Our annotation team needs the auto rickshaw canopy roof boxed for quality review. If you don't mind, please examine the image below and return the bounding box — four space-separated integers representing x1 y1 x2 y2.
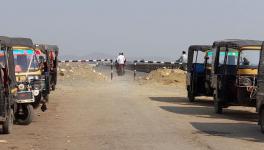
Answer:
213 39 263 50
35 44 46 52
45 45 59 52
9 37 35 49
188 45 212 52
0 36 12 46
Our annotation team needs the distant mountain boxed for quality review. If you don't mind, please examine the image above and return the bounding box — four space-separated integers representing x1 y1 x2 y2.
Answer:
127 56 176 62
59 54 80 60
59 52 114 60
60 52 176 62
84 52 114 60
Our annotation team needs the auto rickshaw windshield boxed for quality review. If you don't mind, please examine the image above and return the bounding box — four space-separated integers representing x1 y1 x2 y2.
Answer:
13 49 39 73
207 51 214 64
239 49 260 68
193 51 206 63
218 48 239 66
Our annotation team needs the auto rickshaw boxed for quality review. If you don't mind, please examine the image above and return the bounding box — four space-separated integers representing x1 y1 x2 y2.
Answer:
211 39 262 114
10 37 45 124
186 45 213 102
35 44 50 111
45 45 59 91
256 41 264 133
0 36 17 134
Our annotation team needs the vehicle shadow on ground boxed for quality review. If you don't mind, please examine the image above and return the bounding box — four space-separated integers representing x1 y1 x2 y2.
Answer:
150 96 262 142
150 97 213 107
191 122 264 142
149 97 258 122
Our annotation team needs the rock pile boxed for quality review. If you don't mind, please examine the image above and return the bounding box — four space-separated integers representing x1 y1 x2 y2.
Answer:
138 68 186 86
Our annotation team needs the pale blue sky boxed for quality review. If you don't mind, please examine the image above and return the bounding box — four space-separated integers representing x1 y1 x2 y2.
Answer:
1 0 263 60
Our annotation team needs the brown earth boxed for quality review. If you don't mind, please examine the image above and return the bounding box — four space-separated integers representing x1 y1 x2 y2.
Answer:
0 64 263 150
137 68 186 87
59 63 108 81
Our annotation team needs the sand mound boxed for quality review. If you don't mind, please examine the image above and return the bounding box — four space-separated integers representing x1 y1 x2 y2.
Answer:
138 68 186 86
58 63 107 81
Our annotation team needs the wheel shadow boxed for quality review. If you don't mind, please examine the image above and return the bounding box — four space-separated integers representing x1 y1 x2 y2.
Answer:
191 122 264 142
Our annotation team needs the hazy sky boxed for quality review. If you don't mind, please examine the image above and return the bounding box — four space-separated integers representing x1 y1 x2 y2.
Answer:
1 0 264 60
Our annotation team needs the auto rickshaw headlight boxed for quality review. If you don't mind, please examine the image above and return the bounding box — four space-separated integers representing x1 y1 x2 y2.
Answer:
33 90 40 96
239 77 252 86
32 83 41 90
18 84 25 90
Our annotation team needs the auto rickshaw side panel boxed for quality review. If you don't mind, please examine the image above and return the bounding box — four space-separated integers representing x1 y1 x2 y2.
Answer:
257 42 264 113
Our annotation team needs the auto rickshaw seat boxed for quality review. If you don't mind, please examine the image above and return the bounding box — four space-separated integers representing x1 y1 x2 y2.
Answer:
193 63 205 73
191 63 207 95
218 65 237 75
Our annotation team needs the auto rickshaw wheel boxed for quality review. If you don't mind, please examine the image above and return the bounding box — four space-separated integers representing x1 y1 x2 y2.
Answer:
2 109 14 134
214 92 223 114
32 94 42 109
43 94 49 103
260 109 264 133
16 104 34 125
51 84 56 91
188 90 195 102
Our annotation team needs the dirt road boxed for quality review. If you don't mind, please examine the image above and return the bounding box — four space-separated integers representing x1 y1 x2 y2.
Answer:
0 68 264 150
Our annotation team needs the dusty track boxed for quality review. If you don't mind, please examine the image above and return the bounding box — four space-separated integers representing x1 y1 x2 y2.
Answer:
0 67 263 150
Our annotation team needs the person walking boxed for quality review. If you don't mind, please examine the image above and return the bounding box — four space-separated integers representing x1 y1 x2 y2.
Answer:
176 51 187 70
116 52 126 75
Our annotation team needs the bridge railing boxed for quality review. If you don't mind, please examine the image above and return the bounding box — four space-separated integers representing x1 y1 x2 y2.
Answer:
126 60 185 80
59 59 186 80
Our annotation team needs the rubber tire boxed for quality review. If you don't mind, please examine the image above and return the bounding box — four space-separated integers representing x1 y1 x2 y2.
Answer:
43 94 49 103
214 94 223 114
32 94 42 109
16 104 34 125
51 84 56 91
188 90 195 102
2 109 14 134
260 109 264 133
